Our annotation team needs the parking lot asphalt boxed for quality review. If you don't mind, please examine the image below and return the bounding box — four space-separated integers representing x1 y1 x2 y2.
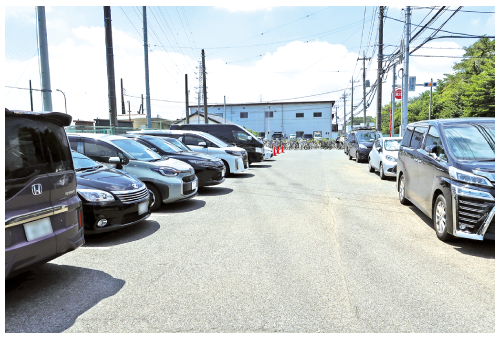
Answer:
5 150 495 332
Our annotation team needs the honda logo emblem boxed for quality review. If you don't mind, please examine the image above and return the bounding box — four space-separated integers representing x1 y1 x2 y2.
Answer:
32 183 42 195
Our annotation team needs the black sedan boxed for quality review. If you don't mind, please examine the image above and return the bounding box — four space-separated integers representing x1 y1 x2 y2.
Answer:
72 150 152 234
124 135 226 187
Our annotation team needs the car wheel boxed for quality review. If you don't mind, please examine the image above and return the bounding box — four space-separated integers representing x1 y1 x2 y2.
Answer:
379 162 386 180
348 149 352 160
222 160 230 174
398 174 410 205
356 151 361 163
146 184 162 211
368 158 374 172
434 194 455 242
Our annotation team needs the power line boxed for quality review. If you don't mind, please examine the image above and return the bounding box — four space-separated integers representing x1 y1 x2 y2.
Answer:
413 7 495 14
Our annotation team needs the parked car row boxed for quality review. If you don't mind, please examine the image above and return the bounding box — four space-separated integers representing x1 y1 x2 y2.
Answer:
5 109 269 279
344 118 495 243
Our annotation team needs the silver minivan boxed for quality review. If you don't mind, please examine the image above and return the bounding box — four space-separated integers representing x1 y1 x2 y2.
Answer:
128 130 249 174
68 133 198 210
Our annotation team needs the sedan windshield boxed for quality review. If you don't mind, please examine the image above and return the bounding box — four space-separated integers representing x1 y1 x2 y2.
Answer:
357 131 379 142
384 139 401 151
112 139 162 161
163 137 192 151
147 137 182 153
72 151 102 171
443 123 495 161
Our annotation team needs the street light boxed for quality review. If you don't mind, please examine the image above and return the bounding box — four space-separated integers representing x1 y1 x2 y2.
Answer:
56 89 67 114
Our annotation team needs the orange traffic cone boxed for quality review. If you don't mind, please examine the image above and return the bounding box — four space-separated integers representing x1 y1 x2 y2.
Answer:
273 147 276 156
281 145 284 153
277 146 280 154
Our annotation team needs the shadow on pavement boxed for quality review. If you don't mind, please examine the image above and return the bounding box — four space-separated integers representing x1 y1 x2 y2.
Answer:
226 172 255 179
83 220 160 247
250 164 272 168
197 187 233 196
156 198 206 214
408 206 495 259
5 264 125 333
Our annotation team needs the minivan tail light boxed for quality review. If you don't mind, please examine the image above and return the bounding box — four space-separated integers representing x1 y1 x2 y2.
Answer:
78 209 83 230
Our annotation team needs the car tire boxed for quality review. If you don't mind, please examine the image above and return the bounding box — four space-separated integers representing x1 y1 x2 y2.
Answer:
348 149 352 160
222 160 230 174
434 194 455 242
146 184 162 211
379 162 386 180
368 158 374 172
398 174 411 205
356 151 361 163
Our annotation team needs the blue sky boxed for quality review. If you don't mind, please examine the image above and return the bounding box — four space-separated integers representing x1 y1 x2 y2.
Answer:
4 4 496 124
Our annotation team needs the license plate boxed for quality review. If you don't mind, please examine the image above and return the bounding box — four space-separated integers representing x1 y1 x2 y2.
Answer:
222 169 226 177
138 201 149 215
24 217 53 242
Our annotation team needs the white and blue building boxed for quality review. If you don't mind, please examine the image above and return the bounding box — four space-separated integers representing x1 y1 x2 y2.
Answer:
188 100 337 140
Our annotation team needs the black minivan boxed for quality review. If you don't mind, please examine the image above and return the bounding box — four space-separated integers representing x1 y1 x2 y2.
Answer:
170 123 265 164
5 109 85 279
397 118 495 242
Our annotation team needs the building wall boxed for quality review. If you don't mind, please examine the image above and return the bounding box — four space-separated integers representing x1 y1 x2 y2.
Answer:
190 103 334 139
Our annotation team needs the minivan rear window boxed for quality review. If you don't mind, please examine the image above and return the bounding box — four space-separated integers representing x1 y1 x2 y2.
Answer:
5 117 73 201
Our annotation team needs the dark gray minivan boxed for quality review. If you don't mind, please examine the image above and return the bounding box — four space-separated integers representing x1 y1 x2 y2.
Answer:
5 109 85 279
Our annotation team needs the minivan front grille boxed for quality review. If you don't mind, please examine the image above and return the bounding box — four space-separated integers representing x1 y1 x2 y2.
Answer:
112 186 149 204
457 198 494 234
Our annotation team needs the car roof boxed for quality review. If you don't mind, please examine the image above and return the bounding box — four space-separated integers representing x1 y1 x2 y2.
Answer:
6 108 72 126
67 133 130 141
408 117 494 127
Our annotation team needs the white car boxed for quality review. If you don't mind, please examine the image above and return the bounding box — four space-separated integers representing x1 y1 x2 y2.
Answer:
368 137 402 180
264 146 273 160
289 133 297 139
128 130 248 174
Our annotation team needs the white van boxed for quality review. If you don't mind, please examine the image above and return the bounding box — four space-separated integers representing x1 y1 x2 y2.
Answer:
128 130 249 174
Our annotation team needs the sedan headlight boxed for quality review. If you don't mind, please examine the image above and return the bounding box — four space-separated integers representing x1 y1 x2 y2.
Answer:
359 144 368 149
78 189 115 202
225 150 242 156
151 167 181 177
449 166 493 187
385 155 397 162
190 159 216 166
255 147 263 153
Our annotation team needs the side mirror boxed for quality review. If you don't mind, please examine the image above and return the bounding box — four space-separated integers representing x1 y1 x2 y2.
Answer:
198 142 207 147
108 156 121 164
247 135 253 141
425 145 438 159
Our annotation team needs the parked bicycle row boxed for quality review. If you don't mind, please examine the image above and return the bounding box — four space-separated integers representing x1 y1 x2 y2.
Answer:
342 120 495 243
5 109 277 279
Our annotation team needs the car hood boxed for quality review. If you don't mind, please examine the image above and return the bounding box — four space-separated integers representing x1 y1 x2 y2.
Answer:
76 166 144 192
384 150 399 159
179 151 221 162
225 146 246 153
150 158 194 171
360 141 374 148
457 161 495 183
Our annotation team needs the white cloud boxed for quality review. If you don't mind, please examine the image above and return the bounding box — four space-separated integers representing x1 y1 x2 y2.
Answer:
215 6 276 12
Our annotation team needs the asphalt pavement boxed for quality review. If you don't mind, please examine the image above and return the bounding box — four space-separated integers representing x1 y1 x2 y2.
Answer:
5 150 495 332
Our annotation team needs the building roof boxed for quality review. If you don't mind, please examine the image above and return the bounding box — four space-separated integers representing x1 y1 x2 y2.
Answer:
172 111 235 125
188 100 335 108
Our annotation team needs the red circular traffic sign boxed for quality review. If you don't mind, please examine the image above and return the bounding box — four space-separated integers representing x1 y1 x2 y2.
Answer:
395 88 402 100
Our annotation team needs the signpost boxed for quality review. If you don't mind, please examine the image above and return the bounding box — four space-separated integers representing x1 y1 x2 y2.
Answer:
424 79 437 119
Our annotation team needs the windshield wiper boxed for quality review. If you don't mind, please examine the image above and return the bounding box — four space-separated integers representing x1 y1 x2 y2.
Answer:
76 166 100 172
477 158 495 162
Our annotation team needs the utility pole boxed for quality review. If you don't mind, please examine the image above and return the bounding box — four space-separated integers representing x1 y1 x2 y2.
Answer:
341 91 347 135
202 49 208 124
429 78 433 120
351 77 354 131
402 6 411 134
121 78 125 115
376 6 385 132
224 96 226 123
391 65 396 137
357 52 370 125
143 6 152 129
103 6 117 132
29 80 34 111
185 74 189 124
128 101 131 121
37 6 52 112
